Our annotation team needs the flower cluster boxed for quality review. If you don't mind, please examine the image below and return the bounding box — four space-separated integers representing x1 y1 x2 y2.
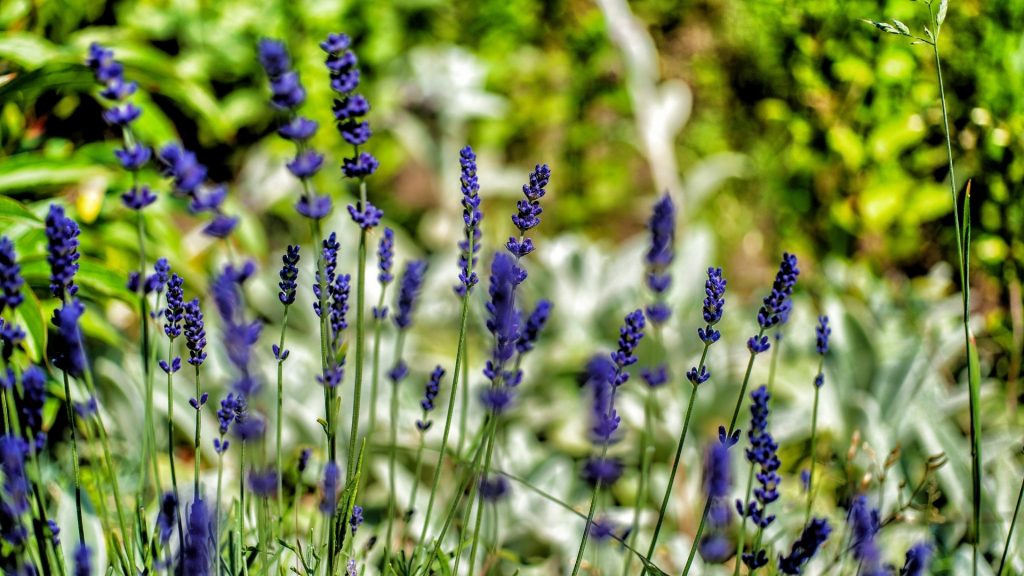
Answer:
182 498 212 575
278 245 301 307
455 146 483 295
45 205 81 301
778 518 831 574
373 229 395 319
158 145 239 238
86 43 152 203
644 193 675 325
506 164 550 261
321 32 382 226
700 440 734 564
610 309 645 386
416 365 445 431
516 299 552 355
815 315 831 356
212 263 263 399
849 495 885 576
748 252 800 353
0 237 25 361
479 253 521 414
739 385 781 569
393 260 427 331
900 542 933 576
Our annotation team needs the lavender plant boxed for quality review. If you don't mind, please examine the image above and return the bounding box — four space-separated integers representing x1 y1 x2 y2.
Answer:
0 23 1002 576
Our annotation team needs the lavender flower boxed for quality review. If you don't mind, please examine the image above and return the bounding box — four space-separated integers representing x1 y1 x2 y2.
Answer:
582 456 623 487
644 193 675 325
0 237 24 312
278 117 318 142
479 476 510 502
314 232 340 319
778 518 831 574
45 205 80 300
587 355 620 443
51 299 86 377
20 366 46 448
393 260 428 330
184 298 207 367
848 495 884 575
73 543 92 576
157 145 237 237
377 228 395 285
182 498 212 576
815 315 831 356
320 461 340 515
610 309 645 386
416 365 445 431
349 504 364 535
455 146 483 295
479 253 521 414
86 43 145 162
0 318 24 361
156 492 178 542
248 468 278 498
278 245 301 306
212 264 262 396
747 253 800 354
164 273 184 339
122 185 157 211
739 386 780 529
701 440 734 564
698 267 727 345
900 542 933 576
286 150 325 179
259 39 305 110
506 164 551 261
516 299 552 354
115 143 151 171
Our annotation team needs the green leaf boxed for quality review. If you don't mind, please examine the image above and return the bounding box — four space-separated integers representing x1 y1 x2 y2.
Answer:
0 195 42 225
14 283 46 361
20 258 134 303
937 0 949 26
0 160 110 194
892 19 911 35
0 32 63 68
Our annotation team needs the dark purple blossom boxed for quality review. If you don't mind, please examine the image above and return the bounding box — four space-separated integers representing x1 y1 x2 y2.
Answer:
51 299 86 377
248 468 278 498
184 298 207 367
20 366 46 445
816 315 831 356
516 299 552 355
321 30 379 187
0 237 23 313
286 150 325 179
296 194 332 220
900 542 932 576
156 492 178 543
115 143 151 171
739 386 780 532
73 543 92 576
481 254 522 412
45 205 80 300
393 260 428 330
346 201 384 230
159 144 207 197
278 245 301 306
644 193 676 324
698 267 727 345
479 476 510 502
182 498 213 575
121 185 157 210
640 364 669 388
755 253 800 333
849 495 884 575
278 117 318 142
416 365 444 431
582 456 623 487
778 518 831 574
455 146 483 295
320 461 340 515
349 504 363 535
377 228 395 285
610 310 645 385
164 273 184 339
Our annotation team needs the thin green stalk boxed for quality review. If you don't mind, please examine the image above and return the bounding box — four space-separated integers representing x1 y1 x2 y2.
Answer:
238 441 247 576
747 526 766 576
275 306 291 527
571 444 610 576
458 338 469 457
412 292 472 566
929 7 979 572
408 433 427 525
466 417 500 575
684 332 765 576
194 366 203 499
215 451 224 574
418 416 492 575
384 331 407 569
644 343 710 573
348 217 369 480
166 344 185 552
804 362 823 526
733 464 757 576
60 368 85 543
622 388 655 576
997 474 1024 576
368 284 388 438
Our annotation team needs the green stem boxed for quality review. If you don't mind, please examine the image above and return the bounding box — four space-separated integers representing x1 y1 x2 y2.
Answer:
733 464 757 576
238 441 247 576
60 367 85 543
571 446 608 576
194 366 203 499
215 450 224 574
275 305 291 529
458 338 469 457
684 332 765 576
413 292 472 565
930 9 979 573
623 388 655 576
408 432 426 531
804 365 823 526
644 343 710 573
466 417 499 575
997 474 1024 576
384 331 407 569
368 285 387 439
166 342 185 552
348 219 368 481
